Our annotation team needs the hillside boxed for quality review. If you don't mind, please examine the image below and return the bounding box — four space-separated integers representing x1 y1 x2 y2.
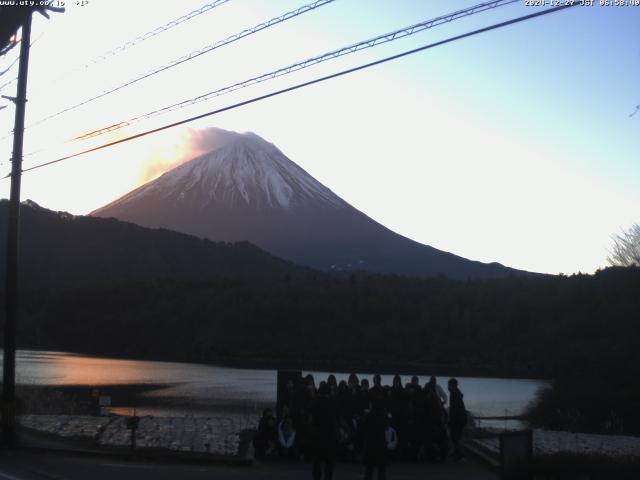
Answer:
0 200 307 289
92 128 530 280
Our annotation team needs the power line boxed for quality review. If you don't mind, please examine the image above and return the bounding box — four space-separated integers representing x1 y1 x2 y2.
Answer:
0 41 20 90
0 76 17 94
0 55 21 79
0 32 47 95
8 3 578 178
74 0 518 141
0 37 20 57
56 0 231 77
25 0 336 131
1 40 26 91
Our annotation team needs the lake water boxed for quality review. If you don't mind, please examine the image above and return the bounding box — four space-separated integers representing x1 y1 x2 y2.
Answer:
9 350 545 426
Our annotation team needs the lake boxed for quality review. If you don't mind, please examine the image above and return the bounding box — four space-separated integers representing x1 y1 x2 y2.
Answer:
9 350 545 427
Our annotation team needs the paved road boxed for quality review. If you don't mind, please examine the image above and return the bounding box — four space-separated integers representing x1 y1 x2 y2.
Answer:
0 450 498 480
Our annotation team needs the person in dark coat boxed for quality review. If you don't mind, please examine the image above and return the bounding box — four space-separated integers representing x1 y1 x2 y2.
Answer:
423 384 449 461
362 400 388 480
448 378 467 459
389 375 406 454
407 375 421 395
310 384 339 480
358 378 371 416
254 408 278 459
304 374 317 407
370 374 386 406
343 376 360 419
279 378 298 421
403 400 423 460
327 374 338 395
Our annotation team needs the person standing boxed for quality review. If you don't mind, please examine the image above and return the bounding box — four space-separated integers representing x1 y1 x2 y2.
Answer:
310 384 339 480
358 378 372 416
389 375 406 456
425 375 449 427
427 376 448 405
362 400 388 480
370 374 386 406
423 383 448 461
448 378 467 460
254 408 278 459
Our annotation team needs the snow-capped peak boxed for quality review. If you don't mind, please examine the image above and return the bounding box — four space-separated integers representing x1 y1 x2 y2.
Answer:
118 129 346 211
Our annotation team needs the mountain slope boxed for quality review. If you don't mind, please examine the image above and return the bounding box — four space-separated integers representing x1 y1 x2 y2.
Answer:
0 200 306 289
92 128 528 279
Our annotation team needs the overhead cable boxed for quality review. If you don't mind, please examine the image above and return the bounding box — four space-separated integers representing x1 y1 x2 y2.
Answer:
0 32 48 94
8 3 578 178
60 0 231 75
75 0 519 141
0 38 20 57
25 0 335 131
0 55 21 79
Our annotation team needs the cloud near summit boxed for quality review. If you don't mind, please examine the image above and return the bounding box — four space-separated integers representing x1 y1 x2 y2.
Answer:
137 127 238 186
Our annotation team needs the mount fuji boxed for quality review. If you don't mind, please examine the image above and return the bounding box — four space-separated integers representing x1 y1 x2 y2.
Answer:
91 128 525 279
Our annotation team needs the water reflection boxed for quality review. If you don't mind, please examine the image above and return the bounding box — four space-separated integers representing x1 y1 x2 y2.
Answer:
5 350 546 421
304 371 544 419
15 350 171 386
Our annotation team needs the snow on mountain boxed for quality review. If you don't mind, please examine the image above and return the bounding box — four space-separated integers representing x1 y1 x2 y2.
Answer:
108 130 345 212
92 128 527 279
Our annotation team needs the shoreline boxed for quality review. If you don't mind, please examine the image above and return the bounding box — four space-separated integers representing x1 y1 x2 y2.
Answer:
14 383 271 417
13 347 547 381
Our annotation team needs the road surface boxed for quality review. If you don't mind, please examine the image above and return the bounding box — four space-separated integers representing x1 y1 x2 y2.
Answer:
0 450 498 480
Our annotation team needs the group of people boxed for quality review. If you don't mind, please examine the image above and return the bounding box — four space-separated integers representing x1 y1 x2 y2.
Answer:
253 373 468 479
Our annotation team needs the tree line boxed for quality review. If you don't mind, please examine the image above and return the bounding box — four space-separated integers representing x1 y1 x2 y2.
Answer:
2 266 639 433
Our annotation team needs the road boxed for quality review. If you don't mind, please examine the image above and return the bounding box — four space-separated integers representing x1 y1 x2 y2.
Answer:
0 450 498 480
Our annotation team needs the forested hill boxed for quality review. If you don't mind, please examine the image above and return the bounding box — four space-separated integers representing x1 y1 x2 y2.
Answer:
2 201 639 389
9 266 640 382
0 200 308 289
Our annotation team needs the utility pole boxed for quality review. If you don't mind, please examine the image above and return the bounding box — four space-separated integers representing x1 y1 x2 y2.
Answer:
2 11 32 447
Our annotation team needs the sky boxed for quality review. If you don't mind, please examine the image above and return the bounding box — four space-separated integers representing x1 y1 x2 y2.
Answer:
0 0 638 275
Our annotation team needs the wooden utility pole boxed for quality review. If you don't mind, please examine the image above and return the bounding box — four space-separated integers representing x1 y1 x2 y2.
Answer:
2 11 32 447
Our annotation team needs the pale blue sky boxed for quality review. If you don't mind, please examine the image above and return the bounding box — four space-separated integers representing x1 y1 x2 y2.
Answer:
0 0 638 274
